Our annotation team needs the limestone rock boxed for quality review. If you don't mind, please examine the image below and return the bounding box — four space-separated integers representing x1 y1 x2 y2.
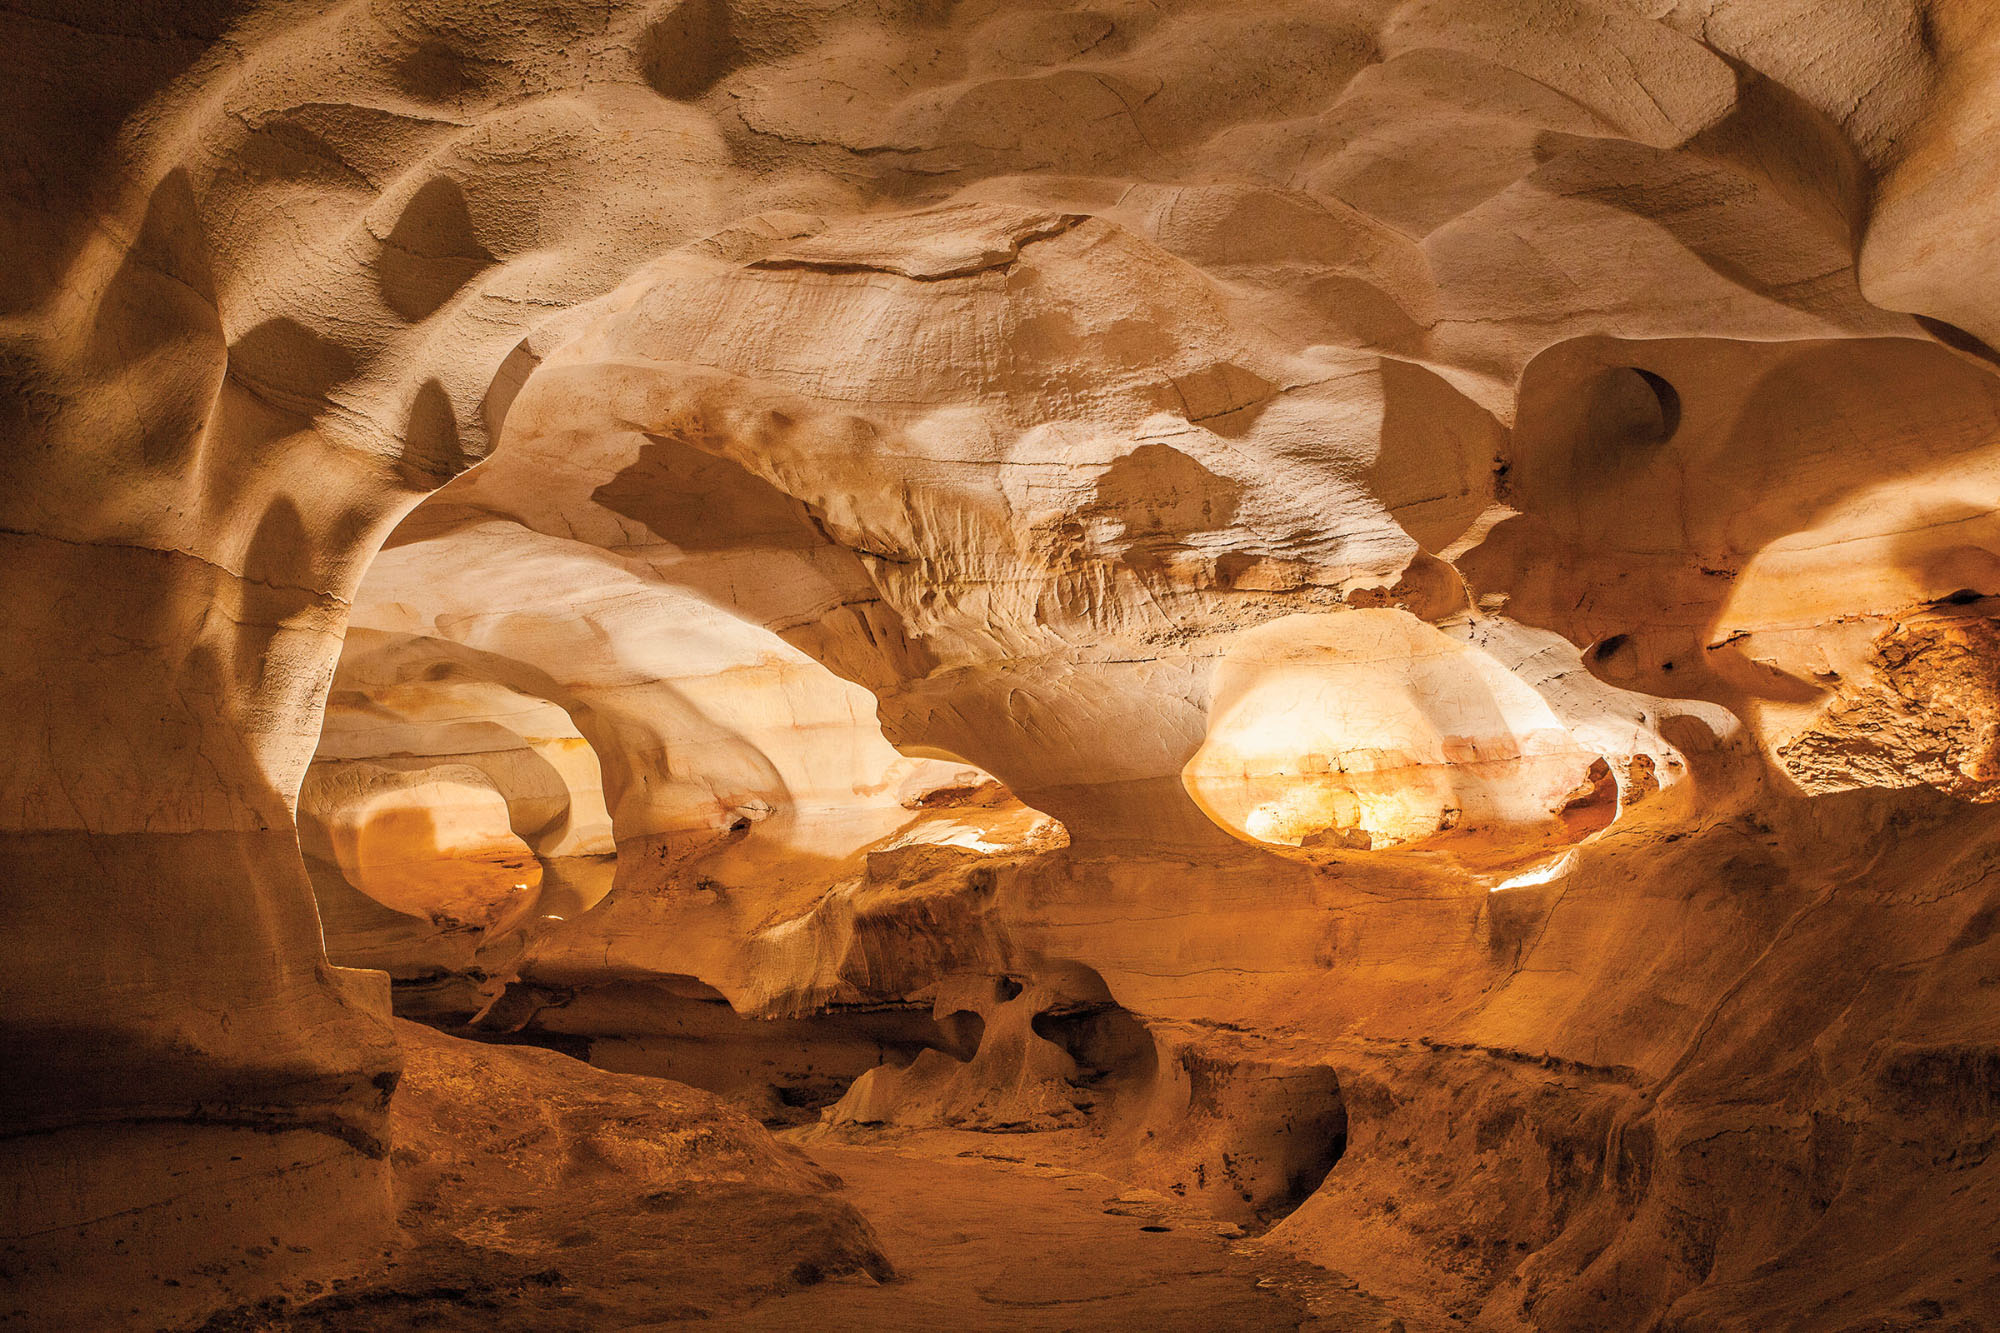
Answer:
8 1 2000 1330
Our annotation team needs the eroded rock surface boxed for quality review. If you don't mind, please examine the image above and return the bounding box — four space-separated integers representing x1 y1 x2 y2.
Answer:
8 1 2000 1330
195 1020 892 1332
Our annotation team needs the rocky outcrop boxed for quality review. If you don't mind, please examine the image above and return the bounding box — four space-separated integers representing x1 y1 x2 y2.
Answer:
194 1019 892 1331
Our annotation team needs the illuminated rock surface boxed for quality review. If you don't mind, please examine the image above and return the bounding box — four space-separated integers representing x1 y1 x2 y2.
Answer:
5 1 2000 1329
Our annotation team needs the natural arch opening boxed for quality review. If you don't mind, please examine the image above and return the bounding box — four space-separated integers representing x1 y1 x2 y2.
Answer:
1182 608 1684 874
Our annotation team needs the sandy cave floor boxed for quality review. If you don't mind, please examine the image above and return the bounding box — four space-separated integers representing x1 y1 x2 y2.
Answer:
187 1027 1406 1333
638 1131 1406 1333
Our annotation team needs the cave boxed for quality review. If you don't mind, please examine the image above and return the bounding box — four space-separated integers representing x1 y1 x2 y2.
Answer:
6 3 2000 1330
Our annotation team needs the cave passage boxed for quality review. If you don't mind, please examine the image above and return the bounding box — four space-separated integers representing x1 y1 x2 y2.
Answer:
9 3 2000 1331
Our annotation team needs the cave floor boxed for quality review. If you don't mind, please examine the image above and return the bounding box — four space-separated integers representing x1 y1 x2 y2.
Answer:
635 1131 1401 1333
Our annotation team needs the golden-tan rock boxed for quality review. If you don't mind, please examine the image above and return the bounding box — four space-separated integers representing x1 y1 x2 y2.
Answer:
7 2 2000 1330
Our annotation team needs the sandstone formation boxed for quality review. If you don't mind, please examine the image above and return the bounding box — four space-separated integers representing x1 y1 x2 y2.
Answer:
6 1 2000 1330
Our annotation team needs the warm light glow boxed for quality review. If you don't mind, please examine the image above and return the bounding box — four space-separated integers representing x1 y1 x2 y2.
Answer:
1490 850 1577 892
1186 611 1638 859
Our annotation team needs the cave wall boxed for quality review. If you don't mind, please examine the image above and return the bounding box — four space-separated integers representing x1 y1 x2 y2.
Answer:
6 1 2000 1328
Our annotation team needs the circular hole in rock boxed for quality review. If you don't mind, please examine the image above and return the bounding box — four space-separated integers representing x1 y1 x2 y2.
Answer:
1140 1225 1172 1233
935 1009 986 1063
1587 633 1640 685
639 0 743 100
1032 1004 1158 1091
1584 366 1681 453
